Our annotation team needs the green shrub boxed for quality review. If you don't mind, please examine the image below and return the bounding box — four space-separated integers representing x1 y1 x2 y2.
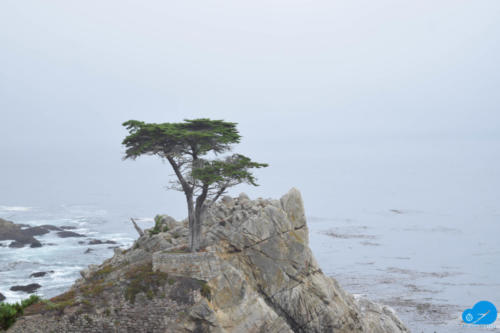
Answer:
200 283 211 300
0 295 41 330
150 215 169 235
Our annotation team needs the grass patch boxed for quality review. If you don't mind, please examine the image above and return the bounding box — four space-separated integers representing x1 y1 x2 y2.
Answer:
43 290 77 312
92 265 114 280
80 280 114 298
200 282 211 300
166 246 190 254
124 263 168 304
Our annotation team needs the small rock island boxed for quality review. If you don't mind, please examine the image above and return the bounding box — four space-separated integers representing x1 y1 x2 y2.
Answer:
8 189 409 332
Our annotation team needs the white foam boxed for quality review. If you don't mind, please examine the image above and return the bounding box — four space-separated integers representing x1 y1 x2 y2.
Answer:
0 205 32 212
134 217 154 223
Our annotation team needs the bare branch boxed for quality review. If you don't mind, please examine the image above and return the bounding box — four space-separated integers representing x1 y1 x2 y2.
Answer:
130 218 144 237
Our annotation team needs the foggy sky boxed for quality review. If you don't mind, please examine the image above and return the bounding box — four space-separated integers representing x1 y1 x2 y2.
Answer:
1 0 499 219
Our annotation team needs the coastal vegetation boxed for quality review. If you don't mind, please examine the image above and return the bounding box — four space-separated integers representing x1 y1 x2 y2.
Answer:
0 295 40 330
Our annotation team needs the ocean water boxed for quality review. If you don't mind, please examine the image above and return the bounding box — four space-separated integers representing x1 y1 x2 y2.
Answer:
0 204 136 302
309 209 500 333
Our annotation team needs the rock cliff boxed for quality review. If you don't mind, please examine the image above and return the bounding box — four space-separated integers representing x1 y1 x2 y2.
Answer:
8 189 409 333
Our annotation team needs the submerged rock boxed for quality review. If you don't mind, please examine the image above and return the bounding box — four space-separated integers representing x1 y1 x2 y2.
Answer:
8 189 409 333
56 231 85 238
10 284 41 293
29 271 53 278
87 239 117 245
8 241 25 248
60 226 77 230
30 240 42 248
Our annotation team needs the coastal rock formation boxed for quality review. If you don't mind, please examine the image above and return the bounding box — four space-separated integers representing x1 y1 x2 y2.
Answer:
0 218 42 248
8 189 409 333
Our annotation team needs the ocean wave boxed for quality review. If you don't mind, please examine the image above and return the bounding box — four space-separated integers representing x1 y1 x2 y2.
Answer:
0 205 32 212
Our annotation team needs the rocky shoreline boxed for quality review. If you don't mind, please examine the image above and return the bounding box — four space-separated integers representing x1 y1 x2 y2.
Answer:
0 218 120 301
6 189 409 332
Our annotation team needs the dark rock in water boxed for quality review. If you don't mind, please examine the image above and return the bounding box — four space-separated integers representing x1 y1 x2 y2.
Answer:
84 248 94 254
9 241 25 248
56 231 85 238
22 226 50 237
60 226 77 230
40 225 62 231
1 218 39 247
88 239 117 245
0 292 5 302
30 240 42 248
10 283 41 293
78 241 85 245
29 271 53 278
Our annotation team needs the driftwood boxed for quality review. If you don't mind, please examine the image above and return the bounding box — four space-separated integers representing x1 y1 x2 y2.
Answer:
130 218 144 237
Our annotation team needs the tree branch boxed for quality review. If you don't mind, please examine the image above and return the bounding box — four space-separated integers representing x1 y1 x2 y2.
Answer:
130 218 144 237
166 156 192 195
211 185 227 204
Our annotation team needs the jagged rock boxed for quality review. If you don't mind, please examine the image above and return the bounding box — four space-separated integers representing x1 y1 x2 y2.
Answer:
0 218 41 247
10 283 41 293
0 292 5 302
8 188 409 333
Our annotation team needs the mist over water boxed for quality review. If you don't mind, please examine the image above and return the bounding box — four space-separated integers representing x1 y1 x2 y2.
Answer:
1 1 499 331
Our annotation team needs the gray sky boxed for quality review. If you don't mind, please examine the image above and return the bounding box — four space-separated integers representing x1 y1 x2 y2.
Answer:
1 0 499 219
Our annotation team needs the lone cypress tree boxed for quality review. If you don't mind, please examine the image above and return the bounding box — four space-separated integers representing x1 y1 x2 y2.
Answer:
122 118 268 252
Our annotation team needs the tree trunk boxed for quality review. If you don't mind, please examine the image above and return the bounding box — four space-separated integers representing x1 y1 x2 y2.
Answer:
191 213 201 252
190 183 209 252
186 196 197 252
191 204 207 252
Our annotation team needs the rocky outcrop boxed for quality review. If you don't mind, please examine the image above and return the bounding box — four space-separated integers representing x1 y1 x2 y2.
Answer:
0 219 76 247
0 218 42 248
8 189 409 333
